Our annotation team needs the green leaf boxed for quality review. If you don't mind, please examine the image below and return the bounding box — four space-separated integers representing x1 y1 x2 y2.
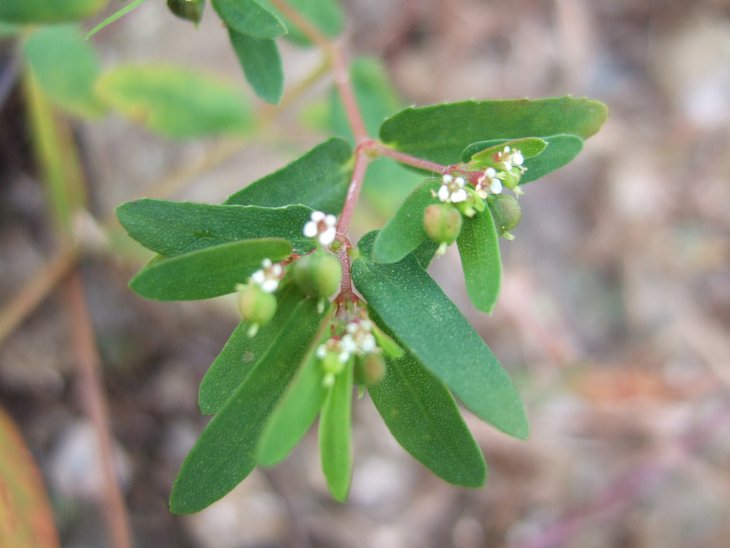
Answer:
116 200 314 256
23 25 106 119
379 97 607 165
213 0 286 38
198 283 304 414
256 347 327 466
369 351 486 487
411 238 440 269
96 64 253 138
352 233 528 439
0 0 107 24
372 178 440 264
259 0 343 46
228 30 283 104
371 323 404 359
225 138 353 214
130 238 291 300
464 137 547 169
170 299 330 514
456 208 501 313
0 22 19 37
462 134 584 184
85 0 148 39
319 361 353 502
517 134 584 184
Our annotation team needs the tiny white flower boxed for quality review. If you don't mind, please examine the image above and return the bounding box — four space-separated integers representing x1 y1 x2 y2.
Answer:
437 174 468 204
249 258 283 293
511 149 524 166
344 320 377 355
476 167 503 197
303 211 337 246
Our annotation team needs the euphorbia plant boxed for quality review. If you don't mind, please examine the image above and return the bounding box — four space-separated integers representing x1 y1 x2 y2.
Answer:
2 0 607 514
114 3 607 513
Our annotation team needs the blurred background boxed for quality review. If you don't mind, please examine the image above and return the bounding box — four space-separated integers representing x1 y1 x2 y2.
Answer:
1 0 730 546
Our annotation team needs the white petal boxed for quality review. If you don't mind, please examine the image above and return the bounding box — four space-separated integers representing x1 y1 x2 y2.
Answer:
490 179 503 194
442 174 453 184
325 214 337 228
485 167 496 178
261 258 272 268
271 264 283 277
451 189 468 203
251 270 265 284
311 211 325 222
319 227 336 246
437 185 450 202
454 176 466 187
512 151 524 165
261 279 278 293
316 345 327 358
303 221 318 237
360 319 372 331
361 335 376 353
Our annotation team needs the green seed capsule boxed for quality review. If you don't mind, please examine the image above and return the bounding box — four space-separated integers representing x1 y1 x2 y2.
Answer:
354 353 387 386
238 284 277 329
423 204 463 245
293 251 342 299
167 0 205 24
488 194 522 236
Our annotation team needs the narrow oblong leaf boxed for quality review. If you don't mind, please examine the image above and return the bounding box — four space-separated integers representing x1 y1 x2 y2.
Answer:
198 283 304 414
515 134 583 184
130 238 291 300
116 200 314 256
213 0 286 39
319 361 353 502
0 0 107 24
379 97 607 165
228 30 283 104
96 64 253 138
462 134 584 184
24 25 106 119
372 178 440 264
456 207 501 313
225 138 353 214
369 351 486 487
352 233 528 439
0 407 60 547
465 137 547 169
170 299 331 514
256 348 327 466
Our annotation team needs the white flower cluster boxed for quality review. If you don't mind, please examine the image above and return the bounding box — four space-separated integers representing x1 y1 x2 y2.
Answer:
437 174 468 204
249 258 282 293
476 146 526 198
303 211 337 247
316 319 378 386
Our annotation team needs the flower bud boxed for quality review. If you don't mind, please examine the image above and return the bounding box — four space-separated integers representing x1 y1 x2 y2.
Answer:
238 283 277 332
167 0 205 24
354 353 387 386
423 204 462 245
293 251 342 299
488 194 522 237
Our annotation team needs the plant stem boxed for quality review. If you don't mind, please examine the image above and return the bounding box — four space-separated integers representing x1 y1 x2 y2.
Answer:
367 140 454 174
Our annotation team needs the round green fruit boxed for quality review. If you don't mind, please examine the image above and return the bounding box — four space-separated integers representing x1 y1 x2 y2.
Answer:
488 194 522 236
238 284 277 327
167 0 205 24
354 353 387 386
423 204 463 245
293 251 342 299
